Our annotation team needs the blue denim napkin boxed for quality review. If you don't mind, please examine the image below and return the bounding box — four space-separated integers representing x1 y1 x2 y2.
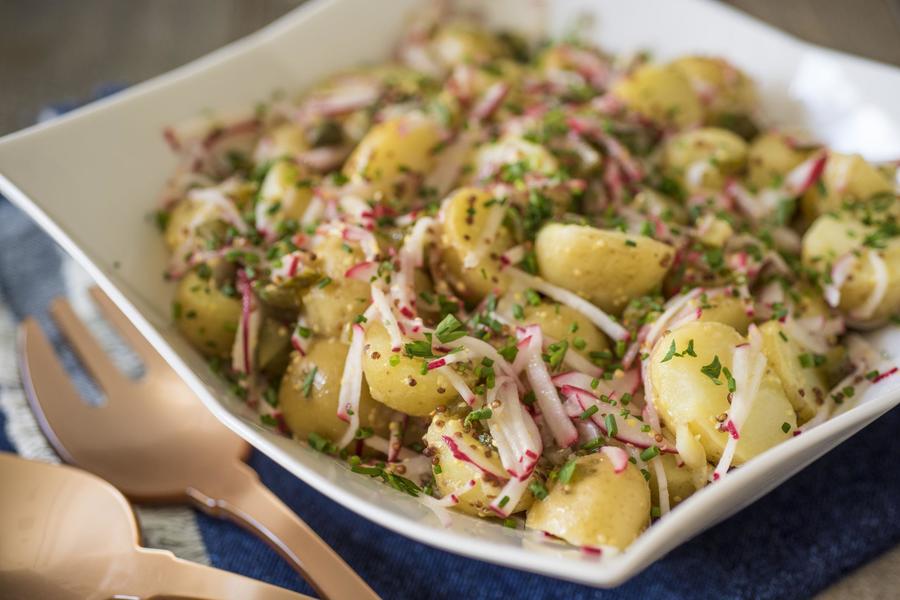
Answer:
1 93 898 600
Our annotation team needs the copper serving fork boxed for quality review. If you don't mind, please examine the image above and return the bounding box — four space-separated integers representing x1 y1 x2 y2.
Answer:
18 287 380 600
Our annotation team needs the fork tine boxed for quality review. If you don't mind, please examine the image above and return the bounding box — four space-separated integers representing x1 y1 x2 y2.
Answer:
87 287 167 372
18 318 99 464
50 298 129 394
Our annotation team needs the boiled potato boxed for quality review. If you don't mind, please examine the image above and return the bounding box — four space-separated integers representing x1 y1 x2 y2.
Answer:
525 452 650 550
611 63 702 129
535 223 674 314
801 213 900 324
439 186 512 301
517 300 609 354
257 317 291 376
280 339 389 445
693 292 752 334
758 320 827 423
630 189 690 225
662 127 748 193
343 114 443 204
671 56 757 122
255 160 314 229
468 135 559 183
649 321 796 464
431 21 507 69
164 198 226 253
801 152 893 222
425 417 532 517
301 233 371 337
363 321 462 416
254 123 308 163
649 454 700 507
746 131 810 190
173 270 241 359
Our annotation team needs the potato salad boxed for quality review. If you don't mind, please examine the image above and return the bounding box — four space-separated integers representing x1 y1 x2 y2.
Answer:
156 6 900 553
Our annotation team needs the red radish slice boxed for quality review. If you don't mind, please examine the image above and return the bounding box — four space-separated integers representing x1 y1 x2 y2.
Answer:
489 475 532 518
437 365 476 406
850 251 888 321
784 151 828 196
560 385 673 452
650 455 670 515
335 324 367 448
345 260 379 282
508 269 629 341
600 446 629 473
824 253 857 308
712 326 766 480
370 285 404 352
232 270 260 375
519 328 578 448
471 82 510 121
441 435 508 481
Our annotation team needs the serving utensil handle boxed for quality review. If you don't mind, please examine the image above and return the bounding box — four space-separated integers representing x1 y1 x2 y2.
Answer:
187 459 380 600
129 548 310 600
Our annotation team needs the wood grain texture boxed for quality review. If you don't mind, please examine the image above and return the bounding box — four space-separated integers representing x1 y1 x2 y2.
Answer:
1 1 899 597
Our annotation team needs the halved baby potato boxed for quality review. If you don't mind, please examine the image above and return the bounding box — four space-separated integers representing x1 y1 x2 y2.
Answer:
800 152 893 222
525 452 650 550
425 417 532 517
662 127 748 193
611 63 702 129
343 113 443 205
649 321 796 464
535 223 674 314
173 270 241 359
439 186 512 301
280 339 389 445
363 321 463 416
802 212 900 326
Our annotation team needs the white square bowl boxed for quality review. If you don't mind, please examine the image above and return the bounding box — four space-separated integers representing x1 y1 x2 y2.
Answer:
2 0 900 587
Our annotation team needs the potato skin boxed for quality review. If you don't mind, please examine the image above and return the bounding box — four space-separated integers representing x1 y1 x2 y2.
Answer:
535 223 674 314
694 292 752 334
525 452 650 549
439 187 512 302
611 63 702 129
746 131 810 190
174 270 241 359
649 321 796 464
429 21 508 70
663 127 748 192
800 152 893 222
301 233 371 337
468 135 559 183
363 321 459 416
520 301 610 354
342 114 442 205
256 160 314 225
802 213 900 324
670 56 757 122
649 453 700 507
425 417 532 517
279 339 388 445
758 321 826 423
164 197 225 253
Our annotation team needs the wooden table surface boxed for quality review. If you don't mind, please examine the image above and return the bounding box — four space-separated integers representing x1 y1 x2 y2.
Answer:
1 1 899 598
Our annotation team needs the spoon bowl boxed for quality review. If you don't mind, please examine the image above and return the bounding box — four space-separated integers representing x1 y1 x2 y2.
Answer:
0 452 310 600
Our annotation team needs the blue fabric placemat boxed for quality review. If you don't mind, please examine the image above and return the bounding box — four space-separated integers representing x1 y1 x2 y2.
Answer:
1 94 899 600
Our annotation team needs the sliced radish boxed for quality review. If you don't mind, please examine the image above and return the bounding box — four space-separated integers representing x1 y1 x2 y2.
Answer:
600 446 629 473
335 324 367 448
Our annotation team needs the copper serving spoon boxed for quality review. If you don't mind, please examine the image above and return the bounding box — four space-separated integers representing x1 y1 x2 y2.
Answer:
18 287 380 600
0 452 311 600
